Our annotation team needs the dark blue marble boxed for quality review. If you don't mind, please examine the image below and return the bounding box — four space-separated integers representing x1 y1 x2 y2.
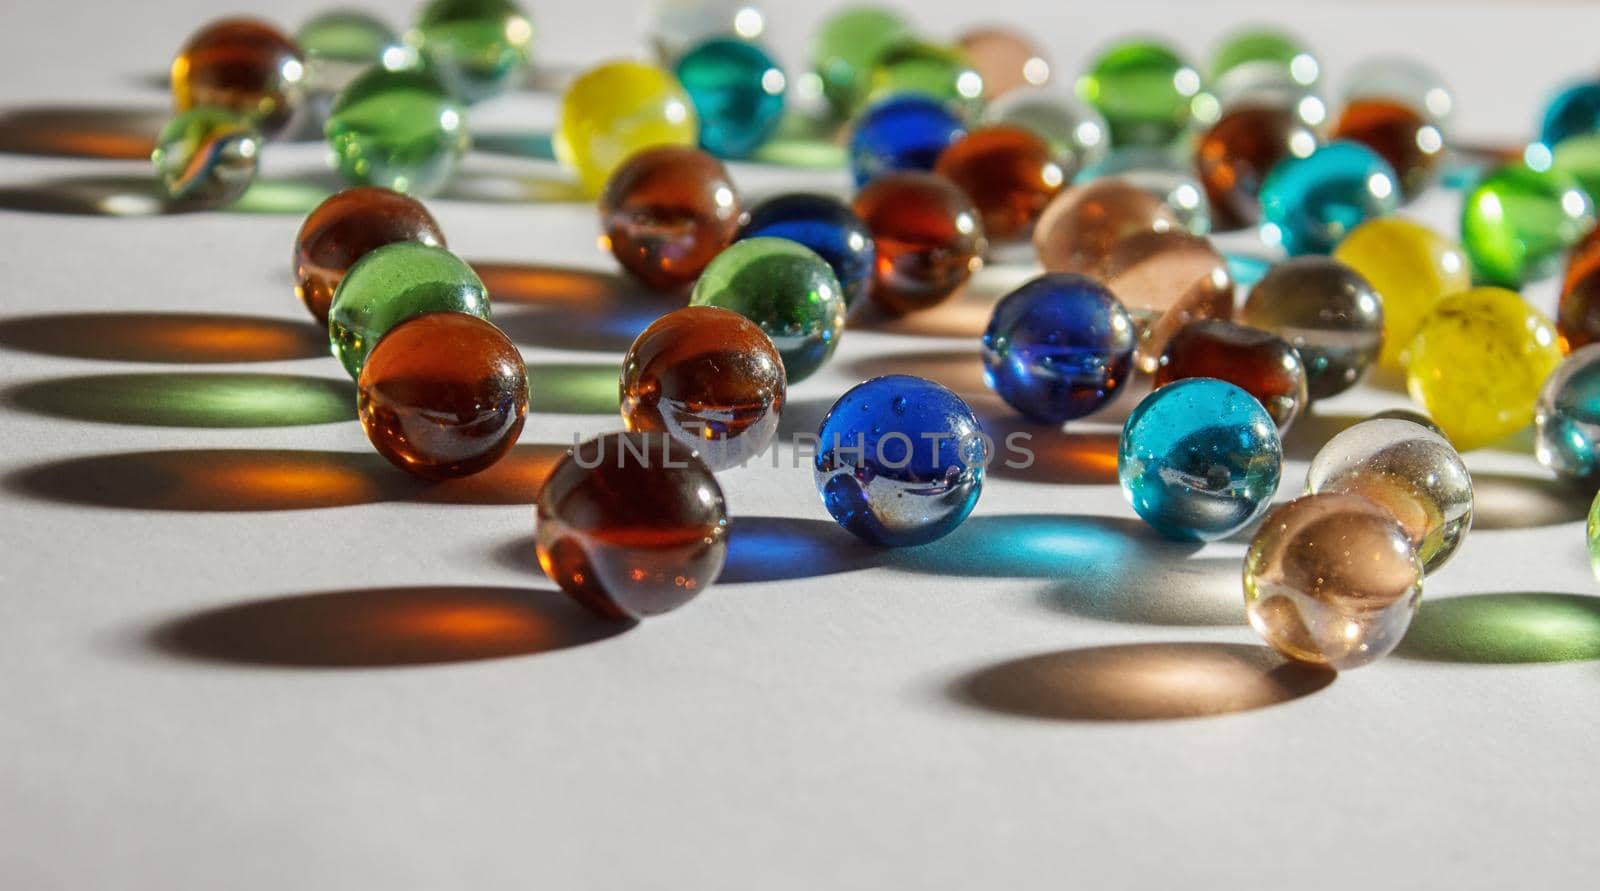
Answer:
982 273 1136 423
739 193 875 308
847 94 966 187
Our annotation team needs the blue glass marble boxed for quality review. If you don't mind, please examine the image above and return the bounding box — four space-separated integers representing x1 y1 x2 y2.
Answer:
738 192 875 309
982 273 1136 423
1541 81 1600 150
1118 377 1283 541
1535 343 1600 485
675 36 786 159
815 375 987 547
848 94 967 187
1259 140 1400 256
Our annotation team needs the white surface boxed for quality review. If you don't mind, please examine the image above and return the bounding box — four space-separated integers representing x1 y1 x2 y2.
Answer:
3 1 1600 889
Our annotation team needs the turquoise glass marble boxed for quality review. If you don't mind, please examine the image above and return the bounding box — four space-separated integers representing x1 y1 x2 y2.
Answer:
738 192 875 308
1461 163 1595 287
1259 140 1399 255
1075 146 1212 235
1540 81 1600 150
1535 343 1600 485
675 37 786 158
1076 40 1209 147
408 0 534 103
814 375 987 547
848 94 966 186
808 6 912 118
150 107 261 207
982 273 1136 423
325 65 469 195
327 242 490 379
296 11 408 92
981 87 1109 175
1118 377 1283 541
868 40 983 116
688 237 846 382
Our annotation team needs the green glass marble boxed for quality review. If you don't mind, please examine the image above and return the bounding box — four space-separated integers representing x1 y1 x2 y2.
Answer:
1554 135 1600 201
1590 490 1600 581
688 237 845 382
297 11 408 92
151 107 261 207
1210 29 1317 90
1077 40 1209 148
327 242 491 379
868 40 983 117
808 6 913 118
325 65 469 196
408 0 534 102
1460 162 1595 287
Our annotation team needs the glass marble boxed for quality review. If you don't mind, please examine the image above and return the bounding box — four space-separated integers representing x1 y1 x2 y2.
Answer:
599 146 741 290
408 0 535 103
1305 418 1473 573
1210 29 1318 96
808 6 913 118
327 242 490 379
688 237 845 382
1154 320 1308 432
852 172 987 315
675 37 785 159
1073 147 1212 236
982 273 1136 423
646 0 765 64
1591 492 1600 580
1535 344 1600 485
1561 229 1600 348
1460 163 1595 288
933 125 1065 242
1033 178 1181 277
536 431 728 620
1076 40 1208 148
1332 218 1471 370
556 61 698 196
738 193 875 309
956 27 1050 100
1554 136 1600 210
1406 287 1565 450
1331 98 1444 200
358 312 527 479
170 17 306 139
1118 377 1282 542
1099 230 1236 374
1367 408 1447 439
848 94 967 187
296 11 408 93
1258 141 1400 256
325 65 469 195
814 375 987 547
1241 257 1383 400
1197 104 1317 231
981 88 1109 175
150 107 261 207
1539 81 1600 150
868 40 983 116
1244 493 1423 670
1343 56 1453 126
294 186 447 326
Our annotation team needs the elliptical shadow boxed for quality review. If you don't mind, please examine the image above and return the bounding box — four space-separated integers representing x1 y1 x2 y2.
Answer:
0 312 326 363
1396 591 1600 664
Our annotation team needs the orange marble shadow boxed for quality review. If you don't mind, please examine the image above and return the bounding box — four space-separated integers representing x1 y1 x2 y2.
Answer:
0 105 165 159
471 261 681 352
0 312 326 363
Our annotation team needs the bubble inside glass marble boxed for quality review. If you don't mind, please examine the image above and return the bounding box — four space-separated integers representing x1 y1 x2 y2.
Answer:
151 107 261 207
688 237 845 383
982 273 1136 423
1535 343 1600 486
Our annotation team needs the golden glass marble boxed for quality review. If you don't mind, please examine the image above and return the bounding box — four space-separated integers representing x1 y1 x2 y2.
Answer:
170 17 306 139
555 60 699 196
1333 218 1471 370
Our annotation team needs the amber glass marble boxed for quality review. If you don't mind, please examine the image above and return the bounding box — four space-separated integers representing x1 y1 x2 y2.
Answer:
621 306 786 472
171 18 306 139
599 145 741 290
1560 229 1600 349
294 187 447 326
1241 257 1383 399
1331 98 1443 200
934 125 1065 242
1033 179 1181 276
357 312 527 480
852 172 987 315
1154 319 1308 431
1100 230 1235 372
956 27 1050 99
1197 104 1317 231
536 431 728 620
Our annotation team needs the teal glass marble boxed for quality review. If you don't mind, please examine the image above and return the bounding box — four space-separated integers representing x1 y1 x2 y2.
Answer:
327 242 490 379
808 6 913 118
1076 40 1210 148
408 0 534 102
982 273 1136 423
814 375 987 547
1535 343 1600 485
1541 82 1600 150
981 87 1109 175
325 64 469 195
296 11 408 93
737 193 875 308
1461 162 1596 287
675 37 786 158
1118 377 1283 541
150 107 261 207
1259 140 1399 255
688 237 846 382
848 94 966 186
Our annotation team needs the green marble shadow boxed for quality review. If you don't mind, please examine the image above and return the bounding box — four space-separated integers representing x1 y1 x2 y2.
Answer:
526 362 620 414
1398 592 1600 663
5 372 356 427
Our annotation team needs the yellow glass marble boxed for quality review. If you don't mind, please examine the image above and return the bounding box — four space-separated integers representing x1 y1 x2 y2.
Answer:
555 60 699 195
1333 218 1471 370
1406 287 1565 450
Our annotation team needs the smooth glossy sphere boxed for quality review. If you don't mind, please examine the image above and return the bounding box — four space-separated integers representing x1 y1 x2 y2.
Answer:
296 11 407 93
556 61 698 196
1100 230 1236 373
1590 492 1600 580
1552 133 1600 200
408 0 535 103
688 237 845 382
358 312 527 479
868 40 983 115
814 375 987 547
1406 287 1565 450
647 0 766 64
1535 344 1600 485
150 107 261 207
1343 56 1453 126
1197 104 1317 231
853 172 987 315
1561 230 1600 348
325 65 469 195
1331 98 1443 200
934 125 1065 241
957 27 1049 99
1460 163 1595 287
1244 493 1423 670
1077 40 1207 148
1306 418 1473 573
982 274 1136 423
599 146 741 290
1118 377 1282 541
675 37 785 159
807 6 912 118
294 187 447 326
621 306 785 472
171 18 306 139
1242 257 1383 399
1259 141 1400 256
536 431 728 620
982 88 1108 175
1072 147 1212 236
1155 320 1308 432
738 193 875 309
1367 408 1447 439
1540 81 1600 149
1033 178 1181 276
1211 29 1318 95
1332 218 1471 370
328 242 490 379
848 94 967 186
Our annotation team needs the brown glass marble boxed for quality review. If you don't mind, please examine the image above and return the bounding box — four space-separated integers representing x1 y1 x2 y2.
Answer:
294 187 447 326
599 146 742 290
852 171 987 315
934 125 1065 242
536 431 728 620
1154 319 1308 431
1197 105 1317 231
1241 257 1384 399
170 17 305 139
621 306 786 472
1331 98 1443 200
357 312 527 480
1100 230 1235 373
1033 179 1182 277
956 27 1049 99
1559 227 1600 348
